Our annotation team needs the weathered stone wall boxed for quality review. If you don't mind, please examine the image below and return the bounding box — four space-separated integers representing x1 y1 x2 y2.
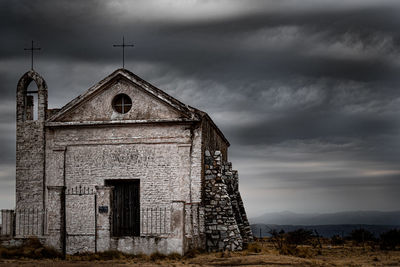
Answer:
183 123 206 250
201 119 228 161
204 151 253 252
45 186 64 252
44 121 204 254
65 190 96 254
184 202 205 250
16 121 46 209
200 118 230 248
46 124 197 204
0 238 25 248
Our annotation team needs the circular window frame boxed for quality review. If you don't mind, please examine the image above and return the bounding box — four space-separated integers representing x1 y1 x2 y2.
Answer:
112 93 132 114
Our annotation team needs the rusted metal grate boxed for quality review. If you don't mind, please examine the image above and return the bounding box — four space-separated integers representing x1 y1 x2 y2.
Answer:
140 206 169 236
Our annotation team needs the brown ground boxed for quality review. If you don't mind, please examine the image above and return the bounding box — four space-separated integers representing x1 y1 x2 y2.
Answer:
1 242 399 267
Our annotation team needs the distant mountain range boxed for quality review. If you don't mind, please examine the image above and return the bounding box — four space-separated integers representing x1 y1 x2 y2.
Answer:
250 210 400 226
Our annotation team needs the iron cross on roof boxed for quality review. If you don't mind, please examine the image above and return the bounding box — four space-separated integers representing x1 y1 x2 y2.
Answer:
113 36 134 69
24 40 41 70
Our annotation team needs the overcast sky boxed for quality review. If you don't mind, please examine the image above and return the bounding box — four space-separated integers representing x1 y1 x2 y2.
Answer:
1 0 400 217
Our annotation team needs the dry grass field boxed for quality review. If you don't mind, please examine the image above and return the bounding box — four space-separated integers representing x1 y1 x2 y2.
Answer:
1 241 399 267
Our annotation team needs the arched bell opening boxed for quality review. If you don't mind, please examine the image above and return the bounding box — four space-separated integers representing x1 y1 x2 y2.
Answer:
16 70 48 122
25 82 39 121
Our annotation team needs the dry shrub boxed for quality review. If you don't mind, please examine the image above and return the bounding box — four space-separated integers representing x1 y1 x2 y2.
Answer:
380 229 400 250
278 244 296 256
132 253 148 260
268 228 323 258
349 228 376 245
69 252 98 261
150 252 167 261
150 251 185 261
100 250 125 259
295 246 314 258
166 252 182 260
184 248 203 258
72 250 125 261
68 250 183 262
219 250 232 258
70 250 151 261
246 242 262 253
278 244 313 258
0 237 61 259
331 235 345 246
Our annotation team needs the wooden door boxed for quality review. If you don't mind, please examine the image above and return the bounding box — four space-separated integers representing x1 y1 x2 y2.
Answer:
106 180 140 237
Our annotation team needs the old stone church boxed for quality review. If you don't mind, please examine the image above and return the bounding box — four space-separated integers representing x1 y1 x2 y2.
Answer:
1 68 252 255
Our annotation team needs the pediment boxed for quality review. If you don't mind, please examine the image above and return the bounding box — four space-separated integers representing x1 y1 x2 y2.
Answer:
49 69 200 122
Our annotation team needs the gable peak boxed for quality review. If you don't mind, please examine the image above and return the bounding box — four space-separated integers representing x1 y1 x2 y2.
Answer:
48 68 202 122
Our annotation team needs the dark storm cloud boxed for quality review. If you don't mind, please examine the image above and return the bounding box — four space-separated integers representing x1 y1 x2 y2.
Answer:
159 4 400 84
229 114 397 145
1 0 400 214
2 0 400 81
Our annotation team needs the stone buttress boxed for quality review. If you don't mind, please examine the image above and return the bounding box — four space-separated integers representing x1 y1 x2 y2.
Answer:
204 150 253 251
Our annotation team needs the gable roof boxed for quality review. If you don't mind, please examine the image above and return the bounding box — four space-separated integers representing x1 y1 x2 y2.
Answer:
48 68 201 122
47 68 230 146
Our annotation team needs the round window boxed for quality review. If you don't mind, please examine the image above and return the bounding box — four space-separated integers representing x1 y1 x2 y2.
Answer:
112 94 132 114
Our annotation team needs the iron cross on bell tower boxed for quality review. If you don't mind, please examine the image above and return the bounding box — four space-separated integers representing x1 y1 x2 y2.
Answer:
24 40 41 70
113 36 134 69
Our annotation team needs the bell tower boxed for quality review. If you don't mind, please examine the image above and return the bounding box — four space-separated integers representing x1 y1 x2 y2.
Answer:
16 70 48 209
